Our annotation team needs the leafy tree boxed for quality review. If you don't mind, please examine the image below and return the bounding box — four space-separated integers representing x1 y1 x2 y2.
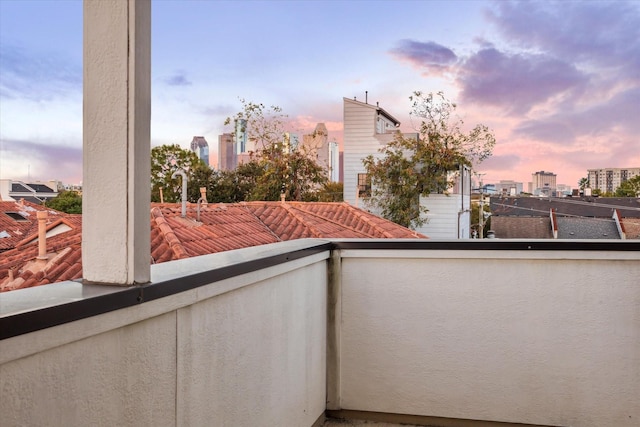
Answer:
363 91 495 228
578 177 589 191
150 144 210 203
470 202 491 238
317 182 344 202
45 190 82 214
615 175 640 197
223 99 328 202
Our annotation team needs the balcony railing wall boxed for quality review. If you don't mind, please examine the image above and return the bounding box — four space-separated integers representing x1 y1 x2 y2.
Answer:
1 240 330 427
331 242 639 427
1 239 639 427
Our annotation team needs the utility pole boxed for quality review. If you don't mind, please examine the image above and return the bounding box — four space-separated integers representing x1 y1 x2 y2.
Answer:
477 173 486 239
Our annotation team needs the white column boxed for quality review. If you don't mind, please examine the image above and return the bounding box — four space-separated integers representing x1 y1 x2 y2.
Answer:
83 0 151 284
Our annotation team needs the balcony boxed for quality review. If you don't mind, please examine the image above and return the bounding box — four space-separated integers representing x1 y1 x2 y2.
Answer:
2 239 638 427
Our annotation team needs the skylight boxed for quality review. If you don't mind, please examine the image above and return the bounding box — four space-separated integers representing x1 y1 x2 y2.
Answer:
4 212 28 222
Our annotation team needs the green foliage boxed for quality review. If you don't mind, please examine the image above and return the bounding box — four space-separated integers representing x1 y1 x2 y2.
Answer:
615 175 640 197
363 91 496 228
316 182 344 202
150 144 209 203
578 177 589 190
45 190 82 214
470 202 491 238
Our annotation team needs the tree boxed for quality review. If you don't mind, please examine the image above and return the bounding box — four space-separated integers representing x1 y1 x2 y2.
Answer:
150 144 210 203
578 177 589 192
615 175 640 197
471 202 491 238
363 91 495 228
45 190 82 214
317 182 344 202
223 99 328 202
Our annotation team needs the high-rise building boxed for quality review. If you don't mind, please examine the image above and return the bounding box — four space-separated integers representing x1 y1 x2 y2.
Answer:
235 119 248 153
531 171 556 196
283 132 299 153
587 167 640 194
190 136 210 167
329 141 339 182
303 123 339 180
218 133 237 171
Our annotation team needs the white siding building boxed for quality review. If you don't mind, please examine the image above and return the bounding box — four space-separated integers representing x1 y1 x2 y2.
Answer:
343 97 471 239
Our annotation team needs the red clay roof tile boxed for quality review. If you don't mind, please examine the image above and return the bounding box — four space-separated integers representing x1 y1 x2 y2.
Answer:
2 201 425 292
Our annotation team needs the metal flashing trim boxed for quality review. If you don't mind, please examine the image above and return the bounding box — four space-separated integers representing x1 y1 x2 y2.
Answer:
0 242 331 340
1 239 637 340
332 239 640 251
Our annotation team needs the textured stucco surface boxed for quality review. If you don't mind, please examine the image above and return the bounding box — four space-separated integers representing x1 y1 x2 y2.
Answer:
177 261 327 426
339 253 640 427
1 244 329 427
0 312 177 427
82 0 151 284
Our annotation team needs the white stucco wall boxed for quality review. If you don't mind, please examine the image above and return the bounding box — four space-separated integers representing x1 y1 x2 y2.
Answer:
337 249 640 427
1 241 329 427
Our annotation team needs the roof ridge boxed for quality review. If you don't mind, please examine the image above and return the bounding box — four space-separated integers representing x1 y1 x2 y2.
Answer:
152 207 189 260
241 203 283 241
288 203 375 238
343 203 396 238
279 203 324 238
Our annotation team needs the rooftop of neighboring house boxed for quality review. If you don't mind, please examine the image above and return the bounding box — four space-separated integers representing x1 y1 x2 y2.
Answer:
490 196 640 218
556 216 621 239
0 200 73 252
0 201 426 292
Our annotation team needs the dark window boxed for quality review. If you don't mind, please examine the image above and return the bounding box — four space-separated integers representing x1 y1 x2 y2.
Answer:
358 173 371 198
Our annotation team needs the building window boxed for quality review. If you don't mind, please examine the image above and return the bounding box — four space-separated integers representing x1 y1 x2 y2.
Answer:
358 173 371 198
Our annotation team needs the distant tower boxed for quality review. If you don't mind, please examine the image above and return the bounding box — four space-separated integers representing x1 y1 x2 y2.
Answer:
329 141 339 182
235 119 248 153
302 123 331 178
283 132 299 153
218 133 237 171
190 136 210 167
531 171 556 196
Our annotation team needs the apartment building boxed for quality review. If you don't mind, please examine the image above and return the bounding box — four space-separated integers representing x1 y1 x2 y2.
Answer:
587 167 640 193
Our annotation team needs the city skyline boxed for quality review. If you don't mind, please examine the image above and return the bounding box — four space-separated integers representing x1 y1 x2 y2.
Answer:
1 0 639 187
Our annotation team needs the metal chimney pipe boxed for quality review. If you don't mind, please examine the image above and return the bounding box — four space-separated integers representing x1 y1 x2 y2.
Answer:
171 170 188 218
37 211 48 260
197 187 207 222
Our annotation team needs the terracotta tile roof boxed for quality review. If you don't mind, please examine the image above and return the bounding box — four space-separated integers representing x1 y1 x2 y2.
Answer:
0 200 69 251
2 201 425 292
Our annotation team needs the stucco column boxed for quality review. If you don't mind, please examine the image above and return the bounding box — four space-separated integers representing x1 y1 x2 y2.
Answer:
83 0 151 284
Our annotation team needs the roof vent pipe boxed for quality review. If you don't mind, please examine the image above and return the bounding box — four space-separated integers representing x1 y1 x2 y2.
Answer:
172 170 188 218
365 91 368 104
36 211 48 260
197 187 207 222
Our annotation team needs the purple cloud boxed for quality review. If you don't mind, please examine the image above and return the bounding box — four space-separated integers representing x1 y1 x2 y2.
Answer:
486 1 640 80
390 39 457 72
516 87 640 142
458 48 588 115
480 154 522 171
1 138 82 182
165 72 192 86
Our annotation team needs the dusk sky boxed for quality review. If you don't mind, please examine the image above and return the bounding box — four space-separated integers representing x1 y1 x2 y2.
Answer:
1 0 638 188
